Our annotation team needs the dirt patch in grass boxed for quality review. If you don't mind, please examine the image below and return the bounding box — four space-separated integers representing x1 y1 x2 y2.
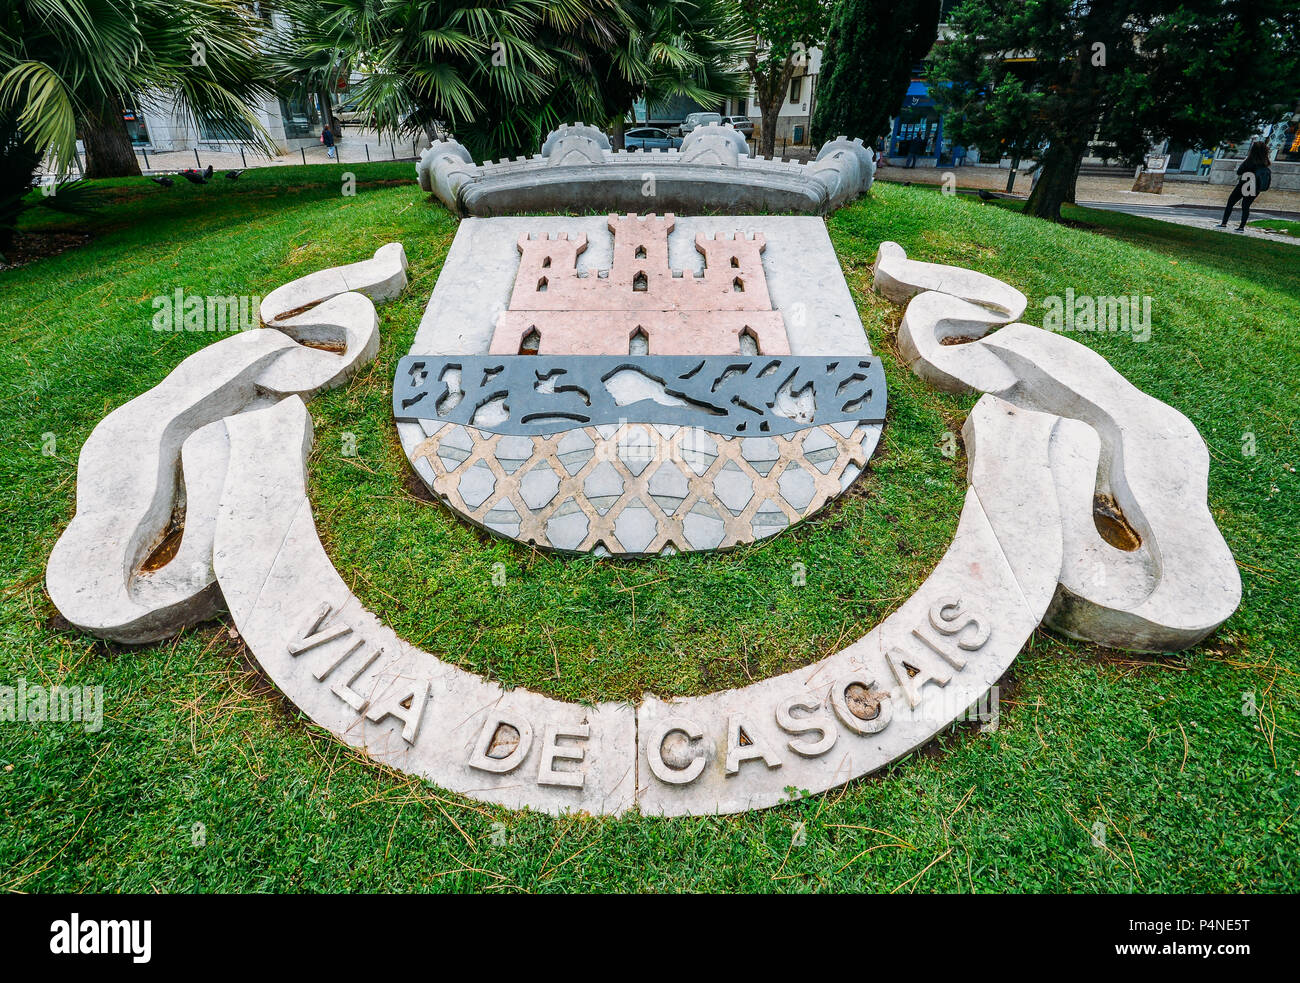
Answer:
402 467 438 504
1 231 92 271
219 623 312 727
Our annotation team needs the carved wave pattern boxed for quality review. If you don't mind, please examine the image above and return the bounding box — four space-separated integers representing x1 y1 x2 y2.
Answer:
394 355 887 438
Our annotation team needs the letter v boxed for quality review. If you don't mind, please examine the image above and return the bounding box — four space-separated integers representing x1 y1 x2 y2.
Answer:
287 602 352 655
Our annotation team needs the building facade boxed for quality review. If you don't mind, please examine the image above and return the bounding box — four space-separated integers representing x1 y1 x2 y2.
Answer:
121 7 328 157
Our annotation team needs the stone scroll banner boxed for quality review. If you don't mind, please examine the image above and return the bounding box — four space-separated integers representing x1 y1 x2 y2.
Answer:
46 241 1240 816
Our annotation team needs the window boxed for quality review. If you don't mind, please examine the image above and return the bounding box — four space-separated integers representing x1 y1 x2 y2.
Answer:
789 77 802 103
199 116 254 143
279 94 319 140
121 97 150 146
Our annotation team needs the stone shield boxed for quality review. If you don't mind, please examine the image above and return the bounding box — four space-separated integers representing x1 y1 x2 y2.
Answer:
394 213 887 555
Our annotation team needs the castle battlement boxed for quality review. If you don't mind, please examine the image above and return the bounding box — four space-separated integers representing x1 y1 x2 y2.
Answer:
495 214 791 356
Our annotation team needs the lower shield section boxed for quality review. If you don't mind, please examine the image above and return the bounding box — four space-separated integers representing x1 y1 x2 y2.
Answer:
396 353 887 555
407 419 882 555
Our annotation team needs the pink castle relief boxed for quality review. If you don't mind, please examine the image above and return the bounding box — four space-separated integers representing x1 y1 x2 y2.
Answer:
491 213 791 356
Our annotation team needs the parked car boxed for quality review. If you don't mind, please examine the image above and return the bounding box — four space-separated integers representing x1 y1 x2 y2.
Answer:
335 98 366 126
624 126 682 150
679 112 723 137
722 115 754 137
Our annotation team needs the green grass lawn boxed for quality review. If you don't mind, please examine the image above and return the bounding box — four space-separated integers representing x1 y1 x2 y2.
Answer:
1249 218 1300 236
1 164 1296 892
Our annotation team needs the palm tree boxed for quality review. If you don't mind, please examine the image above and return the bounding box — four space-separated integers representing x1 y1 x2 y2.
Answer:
287 0 623 162
267 0 352 139
584 0 750 149
288 0 748 159
0 0 274 252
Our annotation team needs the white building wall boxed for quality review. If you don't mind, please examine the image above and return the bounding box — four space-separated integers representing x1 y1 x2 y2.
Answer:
127 10 315 157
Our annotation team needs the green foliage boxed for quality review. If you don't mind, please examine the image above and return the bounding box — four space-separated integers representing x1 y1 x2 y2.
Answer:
292 0 609 158
289 0 748 160
0 0 275 171
581 0 750 132
929 0 1300 219
737 0 831 155
1249 219 1300 236
811 0 941 145
0 0 275 247
0 168 1296 890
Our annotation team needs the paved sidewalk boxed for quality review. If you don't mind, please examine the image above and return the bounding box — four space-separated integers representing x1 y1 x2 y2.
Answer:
51 128 425 178
879 164 1300 245
1074 200 1300 246
878 163 1300 214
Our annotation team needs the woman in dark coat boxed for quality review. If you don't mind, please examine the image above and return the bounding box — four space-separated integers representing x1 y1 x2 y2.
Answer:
1218 141 1272 231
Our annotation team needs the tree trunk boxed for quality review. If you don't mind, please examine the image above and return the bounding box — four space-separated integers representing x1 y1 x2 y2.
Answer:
1064 155 1082 204
757 71 791 158
750 53 797 159
0 111 44 255
611 116 626 152
82 95 141 180
759 92 781 157
318 88 338 136
1025 143 1085 221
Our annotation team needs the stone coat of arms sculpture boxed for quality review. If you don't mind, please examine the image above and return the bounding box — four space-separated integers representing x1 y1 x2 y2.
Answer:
45 124 1239 816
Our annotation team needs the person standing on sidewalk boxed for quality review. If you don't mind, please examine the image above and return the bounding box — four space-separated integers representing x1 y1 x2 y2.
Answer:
905 135 923 168
321 125 336 160
1218 141 1272 231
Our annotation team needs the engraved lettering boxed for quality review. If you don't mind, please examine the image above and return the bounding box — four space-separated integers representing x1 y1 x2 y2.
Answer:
928 596 991 650
911 627 968 670
468 710 535 774
287 601 352 655
887 643 954 709
646 716 707 785
775 693 837 757
725 714 782 775
312 637 366 681
830 675 893 735
329 645 384 712
364 678 432 744
537 721 589 788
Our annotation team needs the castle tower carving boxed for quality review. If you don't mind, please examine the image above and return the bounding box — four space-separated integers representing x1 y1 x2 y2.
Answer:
491 213 790 356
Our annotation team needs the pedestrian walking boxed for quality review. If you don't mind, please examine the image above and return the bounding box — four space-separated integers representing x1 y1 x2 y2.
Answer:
322 125 336 160
1217 141 1271 231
